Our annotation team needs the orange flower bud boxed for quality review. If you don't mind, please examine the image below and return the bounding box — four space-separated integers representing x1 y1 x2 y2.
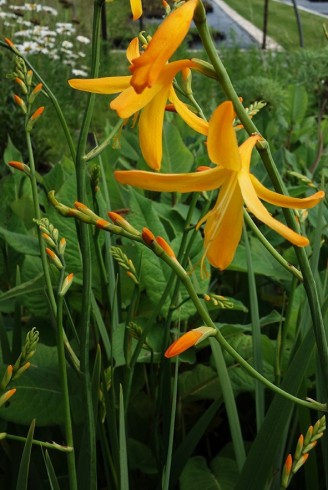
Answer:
59 237 66 255
108 211 140 235
30 106 45 121
29 83 43 104
0 365 13 390
42 232 56 248
15 77 28 94
13 94 27 114
156 236 176 258
45 248 63 270
8 161 30 174
142 227 155 246
96 218 110 230
0 388 16 406
4 37 15 49
12 362 31 380
60 273 74 296
165 326 216 358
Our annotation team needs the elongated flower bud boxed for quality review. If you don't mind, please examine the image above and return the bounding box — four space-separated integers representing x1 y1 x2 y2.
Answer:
0 365 13 390
26 106 45 131
29 83 43 104
108 211 140 235
142 227 155 246
13 94 27 114
0 389 16 407
60 273 74 296
8 161 30 175
15 77 28 94
45 248 63 270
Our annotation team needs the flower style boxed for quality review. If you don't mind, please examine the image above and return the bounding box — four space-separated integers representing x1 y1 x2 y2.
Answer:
115 101 325 270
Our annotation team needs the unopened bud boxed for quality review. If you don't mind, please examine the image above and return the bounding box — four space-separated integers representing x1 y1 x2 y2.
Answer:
8 161 30 175
181 67 192 95
59 237 66 255
108 211 140 235
12 362 31 380
96 219 111 230
156 236 176 258
74 202 99 220
0 389 16 407
142 227 155 246
59 273 74 296
26 106 45 131
13 94 27 114
29 83 43 104
26 70 33 87
0 365 13 390
15 77 28 95
45 248 63 270
293 453 309 473
42 233 56 248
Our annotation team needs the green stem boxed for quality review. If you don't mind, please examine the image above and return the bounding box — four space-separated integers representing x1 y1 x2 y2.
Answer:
84 120 123 162
74 2 104 487
243 225 264 431
194 2 328 401
56 293 78 490
26 131 79 370
163 357 179 490
1 433 73 452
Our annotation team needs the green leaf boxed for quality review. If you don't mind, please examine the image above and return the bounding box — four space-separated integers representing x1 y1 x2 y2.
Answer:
0 226 39 256
3 136 23 165
16 419 35 490
230 236 291 282
285 84 308 127
0 344 80 426
210 456 238 490
162 121 194 174
119 385 129 490
178 364 221 401
180 456 221 490
43 450 61 490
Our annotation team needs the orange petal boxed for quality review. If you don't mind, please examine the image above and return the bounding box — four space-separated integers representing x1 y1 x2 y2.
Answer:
250 175 325 209
126 37 140 63
130 0 199 93
169 87 209 136
165 330 203 357
239 134 262 172
68 76 131 94
238 172 309 246
138 87 170 170
207 101 240 170
110 83 163 118
202 175 244 269
115 166 230 193
130 0 142 20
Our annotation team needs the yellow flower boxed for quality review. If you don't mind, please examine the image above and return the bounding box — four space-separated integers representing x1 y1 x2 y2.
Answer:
69 37 205 170
115 101 325 270
130 0 199 93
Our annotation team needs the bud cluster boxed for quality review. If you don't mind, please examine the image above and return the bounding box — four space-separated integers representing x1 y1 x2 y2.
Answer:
0 327 40 408
7 45 45 132
34 218 74 296
281 416 326 488
111 246 139 285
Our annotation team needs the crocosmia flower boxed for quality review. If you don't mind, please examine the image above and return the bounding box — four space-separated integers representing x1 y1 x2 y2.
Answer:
115 101 325 271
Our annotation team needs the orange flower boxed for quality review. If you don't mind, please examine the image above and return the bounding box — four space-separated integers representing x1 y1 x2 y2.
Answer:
69 36 204 170
165 326 216 358
115 101 324 270
129 0 199 93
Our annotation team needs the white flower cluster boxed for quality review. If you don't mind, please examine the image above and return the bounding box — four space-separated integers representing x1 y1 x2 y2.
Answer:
1 1 91 76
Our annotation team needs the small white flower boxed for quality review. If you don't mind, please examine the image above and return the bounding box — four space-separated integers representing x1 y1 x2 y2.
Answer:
72 68 89 77
62 40 73 49
76 35 90 44
42 6 58 15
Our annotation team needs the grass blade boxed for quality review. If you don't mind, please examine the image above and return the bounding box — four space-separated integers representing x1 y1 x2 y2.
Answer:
16 419 35 490
119 384 129 490
43 450 60 490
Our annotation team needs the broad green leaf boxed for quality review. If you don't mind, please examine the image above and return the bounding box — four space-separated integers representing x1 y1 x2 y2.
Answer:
210 456 238 490
0 226 39 256
0 344 80 426
230 236 291 282
127 438 157 474
178 364 221 401
285 84 308 127
162 121 194 174
3 136 23 165
180 456 221 490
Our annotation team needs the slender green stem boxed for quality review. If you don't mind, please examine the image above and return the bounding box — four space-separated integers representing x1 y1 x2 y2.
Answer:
243 225 264 431
26 131 79 370
74 2 104 487
56 293 78 490
1 433 73 452
163 356 179 490
194 2 328 402
84 120 123 162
